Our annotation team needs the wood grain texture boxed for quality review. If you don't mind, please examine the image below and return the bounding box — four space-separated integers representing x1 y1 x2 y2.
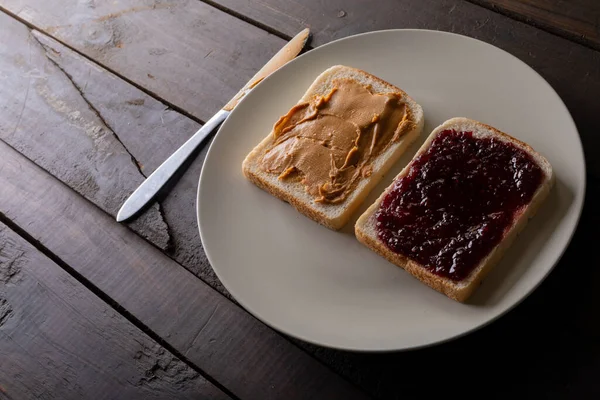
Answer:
469 0 600 50
0 11 170 250
0 14 223 290
0 224 228 400
0 141 368 400
28 29 221 288
0 0 286 122
204 0 600 180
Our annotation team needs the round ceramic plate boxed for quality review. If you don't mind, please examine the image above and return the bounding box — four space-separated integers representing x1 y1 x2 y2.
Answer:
197 30 585 351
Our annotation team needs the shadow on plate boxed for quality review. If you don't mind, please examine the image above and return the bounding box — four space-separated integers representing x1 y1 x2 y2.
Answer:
469 177 573 306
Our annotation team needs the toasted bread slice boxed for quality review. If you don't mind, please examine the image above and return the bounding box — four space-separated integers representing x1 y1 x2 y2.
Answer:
355 117 554 302
242 65 425 230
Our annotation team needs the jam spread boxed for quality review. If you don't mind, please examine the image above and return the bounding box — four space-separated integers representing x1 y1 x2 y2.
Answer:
375 129 543 281
260 78 413 204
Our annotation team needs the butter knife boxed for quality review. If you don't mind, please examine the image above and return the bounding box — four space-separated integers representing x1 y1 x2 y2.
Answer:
116 28 310 222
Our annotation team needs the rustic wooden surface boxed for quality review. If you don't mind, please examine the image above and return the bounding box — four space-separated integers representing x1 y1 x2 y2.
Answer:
0 0 599 398
470 0 600 50
0 13 226 291
0 224 229 400
0 11 171 250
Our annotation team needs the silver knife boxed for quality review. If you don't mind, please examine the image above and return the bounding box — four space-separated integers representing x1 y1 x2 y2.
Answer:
116 28 310 222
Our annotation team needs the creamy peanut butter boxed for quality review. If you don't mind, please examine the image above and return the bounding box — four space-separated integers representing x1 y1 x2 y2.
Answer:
260 78 412 204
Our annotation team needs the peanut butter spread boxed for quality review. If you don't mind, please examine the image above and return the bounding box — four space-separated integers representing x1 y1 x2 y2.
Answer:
259 78 413 204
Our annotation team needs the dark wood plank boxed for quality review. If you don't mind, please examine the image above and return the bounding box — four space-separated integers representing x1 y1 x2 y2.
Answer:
469 0 600 50
0 10 170 251
0 224 229 400
27 30 221 288
0 141 368 399
203 0 600 180
0 0 286 122
0 14 223 290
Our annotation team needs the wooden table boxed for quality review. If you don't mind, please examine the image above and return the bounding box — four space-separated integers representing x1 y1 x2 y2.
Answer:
0 1 598 398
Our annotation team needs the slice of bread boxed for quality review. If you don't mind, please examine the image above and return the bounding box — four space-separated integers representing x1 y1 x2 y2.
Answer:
242 65 424 230
355 117 554 302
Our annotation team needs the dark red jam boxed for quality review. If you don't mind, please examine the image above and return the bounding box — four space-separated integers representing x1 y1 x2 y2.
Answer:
375 129 543 281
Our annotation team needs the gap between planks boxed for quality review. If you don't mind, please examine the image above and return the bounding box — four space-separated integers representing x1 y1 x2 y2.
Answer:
0 205 239 400
199 0 298 41
0 221 231 399
199 0 598 53
465 0 600 52
0 6 209 126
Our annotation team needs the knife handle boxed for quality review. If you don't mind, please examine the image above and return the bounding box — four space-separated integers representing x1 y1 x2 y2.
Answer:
116 109 230 222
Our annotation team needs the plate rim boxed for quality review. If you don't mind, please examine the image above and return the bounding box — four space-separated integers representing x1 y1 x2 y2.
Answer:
197 28 586 352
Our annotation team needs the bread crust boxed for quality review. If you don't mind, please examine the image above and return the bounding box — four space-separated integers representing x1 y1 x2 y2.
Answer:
355 117 555 302
242 65 425 230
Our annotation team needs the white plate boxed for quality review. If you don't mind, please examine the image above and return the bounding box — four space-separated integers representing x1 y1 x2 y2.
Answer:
197 30 585 351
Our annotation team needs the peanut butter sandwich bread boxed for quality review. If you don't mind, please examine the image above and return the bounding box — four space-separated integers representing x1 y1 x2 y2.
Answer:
242 65 424 229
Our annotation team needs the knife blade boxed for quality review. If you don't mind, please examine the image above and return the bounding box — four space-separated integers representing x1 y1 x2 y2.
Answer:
116 28 310 223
